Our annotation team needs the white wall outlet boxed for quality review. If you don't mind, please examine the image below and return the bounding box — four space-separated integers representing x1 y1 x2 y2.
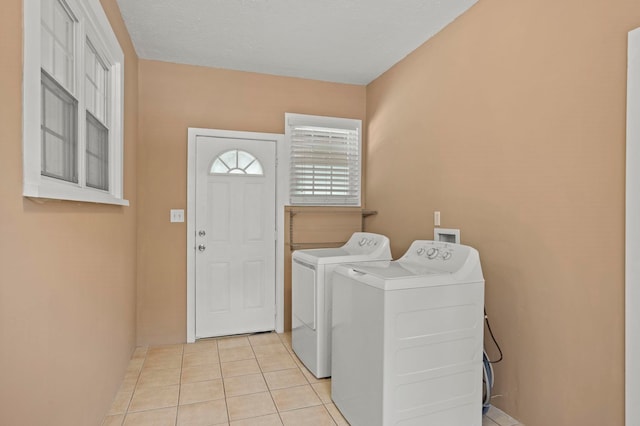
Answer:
434 211 441 227
170 209 185 223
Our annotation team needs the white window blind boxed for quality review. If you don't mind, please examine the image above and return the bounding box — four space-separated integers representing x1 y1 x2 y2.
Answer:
287 114 361 206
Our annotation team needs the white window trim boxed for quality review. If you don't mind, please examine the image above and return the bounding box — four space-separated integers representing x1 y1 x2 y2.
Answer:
285 113 362 207
23 0 128 206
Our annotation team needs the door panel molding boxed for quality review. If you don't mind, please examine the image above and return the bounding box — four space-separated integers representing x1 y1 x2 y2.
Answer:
187 128 286 342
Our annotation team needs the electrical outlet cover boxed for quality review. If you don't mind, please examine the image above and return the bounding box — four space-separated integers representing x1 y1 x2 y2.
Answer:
170 209 185 223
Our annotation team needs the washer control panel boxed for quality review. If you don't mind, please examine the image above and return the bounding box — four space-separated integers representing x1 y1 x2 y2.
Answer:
399 240 476 275
358 236 378 247
397 240 476 275
343 232 391 256
415 242 454 261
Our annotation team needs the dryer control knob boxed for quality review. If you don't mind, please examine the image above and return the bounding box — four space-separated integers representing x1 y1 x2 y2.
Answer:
417 248 426 255
442 252 452 260
359 238 367 246
426 247 439 259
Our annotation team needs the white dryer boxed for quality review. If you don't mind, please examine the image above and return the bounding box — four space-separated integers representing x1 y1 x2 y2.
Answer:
292 232 391 379
331 240 484 426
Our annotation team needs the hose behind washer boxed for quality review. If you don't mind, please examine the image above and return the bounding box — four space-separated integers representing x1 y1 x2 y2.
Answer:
482 349 494 414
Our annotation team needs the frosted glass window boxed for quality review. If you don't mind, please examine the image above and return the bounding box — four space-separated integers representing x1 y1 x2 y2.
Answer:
210 150 264 175
84 40 109 191
24 0 127 204
41 0 75 92
40 0 78 183
41 70 77 183
86 112 109 190
85 40 109 123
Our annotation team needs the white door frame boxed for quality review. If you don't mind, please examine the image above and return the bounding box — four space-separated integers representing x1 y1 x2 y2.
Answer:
187 128 287 342
626 26 640 426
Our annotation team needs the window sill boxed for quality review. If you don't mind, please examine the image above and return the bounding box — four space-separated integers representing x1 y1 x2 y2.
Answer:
23 182 129 206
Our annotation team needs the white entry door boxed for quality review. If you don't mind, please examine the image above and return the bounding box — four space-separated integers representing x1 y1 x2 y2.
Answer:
195 135 276 338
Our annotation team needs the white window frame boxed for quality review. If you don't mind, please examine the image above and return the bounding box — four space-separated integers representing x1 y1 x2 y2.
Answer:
23 0 128 206
285 113 362 207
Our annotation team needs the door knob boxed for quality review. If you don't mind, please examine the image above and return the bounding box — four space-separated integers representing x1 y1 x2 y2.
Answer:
198 244 206 252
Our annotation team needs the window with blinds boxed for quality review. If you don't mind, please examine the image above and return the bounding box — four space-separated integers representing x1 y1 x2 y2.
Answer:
286 114 361 206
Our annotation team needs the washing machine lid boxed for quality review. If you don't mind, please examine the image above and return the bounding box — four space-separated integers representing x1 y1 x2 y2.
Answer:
349 261 441 279
334 240 484 290
335 263 480 290
292 232 392 265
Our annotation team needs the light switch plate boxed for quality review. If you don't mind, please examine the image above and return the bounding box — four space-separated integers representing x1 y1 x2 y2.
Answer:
170 209 185 223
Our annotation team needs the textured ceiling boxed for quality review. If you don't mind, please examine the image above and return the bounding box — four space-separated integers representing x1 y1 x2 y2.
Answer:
116 0 478 85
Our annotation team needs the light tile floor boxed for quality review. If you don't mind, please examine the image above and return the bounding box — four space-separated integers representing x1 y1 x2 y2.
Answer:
104 332 523 426
483 405 525 426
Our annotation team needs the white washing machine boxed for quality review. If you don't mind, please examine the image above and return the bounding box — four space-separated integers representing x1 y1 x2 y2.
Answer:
292 232 391 379
331 240 484 426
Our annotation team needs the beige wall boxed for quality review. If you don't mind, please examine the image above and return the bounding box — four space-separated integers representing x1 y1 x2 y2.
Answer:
365 0 640 424
136 60 366 344
0 1 138 425
3 0 634 423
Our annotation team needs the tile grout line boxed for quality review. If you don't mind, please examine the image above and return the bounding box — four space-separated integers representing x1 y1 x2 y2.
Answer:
251 335 286 425
216 339 232 425
275 332 336 425
175 345 184 426
122 348 146 421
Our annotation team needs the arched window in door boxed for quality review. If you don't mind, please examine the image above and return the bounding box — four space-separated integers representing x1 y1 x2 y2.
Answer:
210 149 264 175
